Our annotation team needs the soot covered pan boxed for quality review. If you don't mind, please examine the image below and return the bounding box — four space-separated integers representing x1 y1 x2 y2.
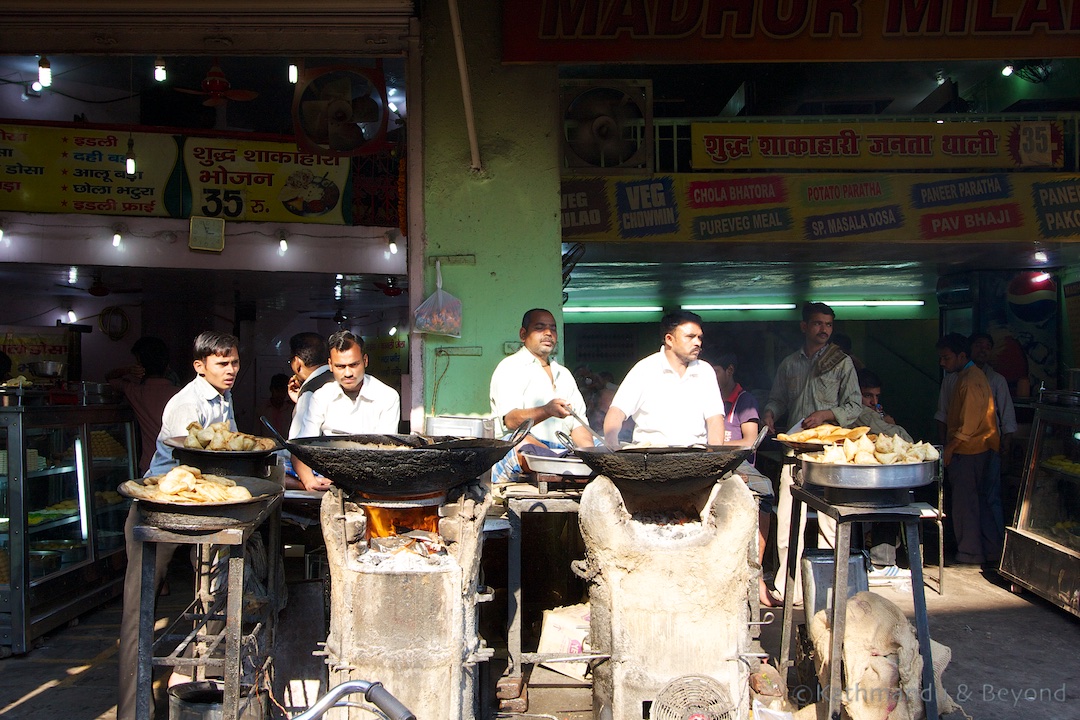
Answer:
567 430 768 493
264 418 529 497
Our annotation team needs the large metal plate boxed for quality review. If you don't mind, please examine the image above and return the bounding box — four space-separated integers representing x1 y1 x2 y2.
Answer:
119 476 283 531
799 459 937 489
164 436 281 456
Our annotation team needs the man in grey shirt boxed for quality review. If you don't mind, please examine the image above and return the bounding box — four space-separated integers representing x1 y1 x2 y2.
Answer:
762 302 863 603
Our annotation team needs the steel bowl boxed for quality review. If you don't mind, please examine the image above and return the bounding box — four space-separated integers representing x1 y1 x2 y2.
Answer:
29 361 65 378
799 459 937 489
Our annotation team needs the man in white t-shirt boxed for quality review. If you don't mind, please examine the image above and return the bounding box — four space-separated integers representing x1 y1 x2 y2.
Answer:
604 310 725 447
489 308 594 482
293 330 400 490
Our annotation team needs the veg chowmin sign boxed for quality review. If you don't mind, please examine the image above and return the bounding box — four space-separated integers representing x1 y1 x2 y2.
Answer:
0 124 351 224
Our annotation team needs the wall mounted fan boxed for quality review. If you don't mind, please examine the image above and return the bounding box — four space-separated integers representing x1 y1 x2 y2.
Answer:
651 675 735 720
175 62 259 107
561 80 653 174
293 65 392 156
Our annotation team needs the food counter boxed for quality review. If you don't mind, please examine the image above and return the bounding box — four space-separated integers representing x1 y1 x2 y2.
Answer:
0 404 136 655
1000 392 1080 618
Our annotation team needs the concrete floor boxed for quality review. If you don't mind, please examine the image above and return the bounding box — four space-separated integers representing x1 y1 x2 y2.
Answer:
1 563 1078 719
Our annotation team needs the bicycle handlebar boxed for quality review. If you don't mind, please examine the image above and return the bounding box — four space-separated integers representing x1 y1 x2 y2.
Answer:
290 680 416 720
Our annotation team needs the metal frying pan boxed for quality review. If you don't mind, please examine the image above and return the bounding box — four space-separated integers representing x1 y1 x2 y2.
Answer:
262 417 530 497
118 476 283 531
567 429 768 493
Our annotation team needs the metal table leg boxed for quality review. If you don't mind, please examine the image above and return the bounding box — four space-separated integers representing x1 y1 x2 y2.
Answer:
779 491 804 672
904 520 938 719
825 523 853 720
223 546 245 719
506 499 523 680
136 541 158 720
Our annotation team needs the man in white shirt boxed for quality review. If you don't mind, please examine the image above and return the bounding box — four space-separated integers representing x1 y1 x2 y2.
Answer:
293 330 400 490
119 331 241 720
604 310 725 447
489 308 594 482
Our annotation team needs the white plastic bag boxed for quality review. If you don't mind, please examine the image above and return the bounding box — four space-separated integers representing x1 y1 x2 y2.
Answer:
414 260 462 337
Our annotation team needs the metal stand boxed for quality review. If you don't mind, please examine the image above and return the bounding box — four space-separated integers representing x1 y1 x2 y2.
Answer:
778 484 937 720
131 496 282 720
503 480 584 682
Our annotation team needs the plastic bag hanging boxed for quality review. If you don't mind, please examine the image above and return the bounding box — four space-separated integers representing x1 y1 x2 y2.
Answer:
414 259 462 337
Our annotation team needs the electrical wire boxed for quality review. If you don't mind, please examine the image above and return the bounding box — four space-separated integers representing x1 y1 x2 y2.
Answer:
97 306 130 341
0 305 62 326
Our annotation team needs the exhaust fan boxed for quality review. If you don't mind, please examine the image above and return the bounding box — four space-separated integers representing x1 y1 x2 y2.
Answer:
293 65 393 156
560 80 653 174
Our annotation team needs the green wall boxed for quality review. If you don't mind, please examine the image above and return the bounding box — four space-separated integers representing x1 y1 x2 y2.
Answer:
420 3 563 417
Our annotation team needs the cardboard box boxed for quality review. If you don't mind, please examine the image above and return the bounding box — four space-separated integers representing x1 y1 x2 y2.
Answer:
537 602 591 682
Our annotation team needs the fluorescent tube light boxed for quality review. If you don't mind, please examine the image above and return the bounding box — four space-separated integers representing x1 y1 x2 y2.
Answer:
563 306 663 313
684 303 797 311
819 300 925 307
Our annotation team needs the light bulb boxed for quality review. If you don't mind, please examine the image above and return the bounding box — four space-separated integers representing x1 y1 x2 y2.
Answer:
1034 250 1048 264
334 283 342 300
1002 64 1014 77
38 56 51 88
388 102 398 113
389 240 398 254
388 326 398 336
0 225 5 244
125 137 136 176
289 64 298 84
112 232 122 247
31 81 43 93
279 238 288 253
67 309 78 323
154 57 167 82
68 266 78 284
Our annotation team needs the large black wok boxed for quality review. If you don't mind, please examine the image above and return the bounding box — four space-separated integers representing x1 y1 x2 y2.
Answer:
569 430 768 494
264 418 529 497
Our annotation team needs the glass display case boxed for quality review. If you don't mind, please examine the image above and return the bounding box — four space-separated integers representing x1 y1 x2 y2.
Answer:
1001 394 1080 618
1 404 135 655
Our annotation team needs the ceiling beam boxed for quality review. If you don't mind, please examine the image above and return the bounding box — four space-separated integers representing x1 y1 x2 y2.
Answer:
0 1 415 55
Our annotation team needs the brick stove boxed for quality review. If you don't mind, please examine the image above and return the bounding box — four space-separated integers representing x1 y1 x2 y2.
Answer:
578 475 758 720
318 482 492 720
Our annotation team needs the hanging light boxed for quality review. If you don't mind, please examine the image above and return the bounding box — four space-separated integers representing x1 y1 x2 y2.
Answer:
112 225 124 247
154 56 167 83
386 229 399 255
388 326 398 336
38 56 51 87
277 229 289 254
68 266 78 284
66 309 78 323
1001 63 1015 77
1034 249 1049 264
288 63 299 84
125 135 136 176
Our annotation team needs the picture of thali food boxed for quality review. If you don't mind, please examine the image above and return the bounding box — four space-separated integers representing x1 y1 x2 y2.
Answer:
279 169 340 217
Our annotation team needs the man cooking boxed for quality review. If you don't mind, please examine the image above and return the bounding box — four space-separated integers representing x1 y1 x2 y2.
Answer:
604 310 725 447
292 330 400 490
118 330 242 720
762 302 862 604
489 308 594 483
285 331 334 491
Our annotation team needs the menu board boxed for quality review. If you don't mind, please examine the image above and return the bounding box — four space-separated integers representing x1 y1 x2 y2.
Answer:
0 123 354 225
0 125 177 217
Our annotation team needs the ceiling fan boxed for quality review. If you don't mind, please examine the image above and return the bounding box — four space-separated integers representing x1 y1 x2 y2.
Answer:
175 63 259 107
55 270 142 297
373 277 405 297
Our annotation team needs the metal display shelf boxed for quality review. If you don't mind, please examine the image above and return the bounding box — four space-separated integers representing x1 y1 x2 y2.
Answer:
1001 400 1080 618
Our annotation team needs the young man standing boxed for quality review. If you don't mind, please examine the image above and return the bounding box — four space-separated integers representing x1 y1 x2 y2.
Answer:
936 333 1001 567
119 331 242 720
762 302 862 603
604 310 725 447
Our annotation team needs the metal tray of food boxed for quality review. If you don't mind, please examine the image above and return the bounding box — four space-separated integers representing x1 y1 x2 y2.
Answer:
778 439 831 453
520 453 596 478
119 476 283 531
799 459 937 489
